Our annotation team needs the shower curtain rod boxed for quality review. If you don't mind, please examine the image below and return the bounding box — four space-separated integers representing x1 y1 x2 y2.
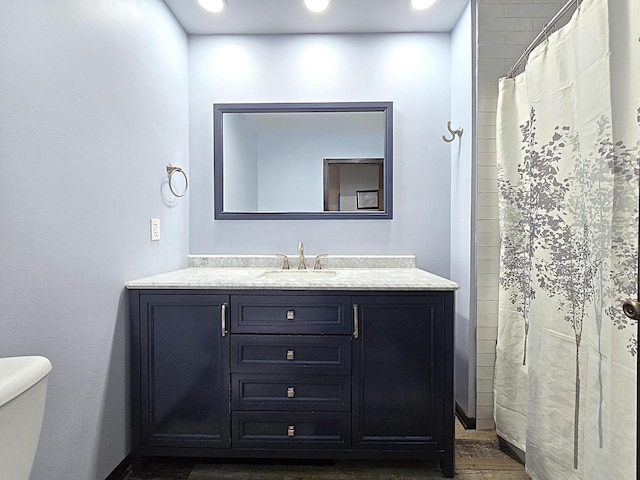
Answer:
507 0 582 78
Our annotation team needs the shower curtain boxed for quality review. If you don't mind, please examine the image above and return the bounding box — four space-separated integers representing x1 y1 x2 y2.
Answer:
494 0 638 479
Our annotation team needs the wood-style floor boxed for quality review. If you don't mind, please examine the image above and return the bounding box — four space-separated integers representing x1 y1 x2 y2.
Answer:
454 420 529 479
122 420 530 479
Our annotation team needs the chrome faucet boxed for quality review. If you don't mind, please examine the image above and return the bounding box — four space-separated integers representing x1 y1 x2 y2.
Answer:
298 241 306 269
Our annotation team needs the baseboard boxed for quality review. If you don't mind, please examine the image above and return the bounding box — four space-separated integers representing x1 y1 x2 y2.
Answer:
455 401 476 429
104 454 132 480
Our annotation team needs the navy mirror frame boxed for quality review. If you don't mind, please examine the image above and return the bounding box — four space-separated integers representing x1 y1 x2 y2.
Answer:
213 101 393 220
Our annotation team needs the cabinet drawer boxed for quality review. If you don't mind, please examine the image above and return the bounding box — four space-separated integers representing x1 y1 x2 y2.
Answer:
232 412 350 449
231 295 351 334
232 374 350 411
230 335 351 374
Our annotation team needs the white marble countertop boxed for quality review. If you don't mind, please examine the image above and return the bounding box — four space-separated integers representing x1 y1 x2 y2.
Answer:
126 255 459 291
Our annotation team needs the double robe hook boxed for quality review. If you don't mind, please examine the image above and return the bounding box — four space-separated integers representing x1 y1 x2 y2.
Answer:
442 121 463 143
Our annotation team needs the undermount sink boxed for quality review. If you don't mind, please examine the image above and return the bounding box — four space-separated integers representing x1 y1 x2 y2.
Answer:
260 270 337 280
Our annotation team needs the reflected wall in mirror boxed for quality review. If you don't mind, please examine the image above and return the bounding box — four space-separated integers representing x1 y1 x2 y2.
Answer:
214 102 393 219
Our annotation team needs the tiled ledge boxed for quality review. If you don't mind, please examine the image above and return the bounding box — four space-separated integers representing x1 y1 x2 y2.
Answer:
188 254 417 270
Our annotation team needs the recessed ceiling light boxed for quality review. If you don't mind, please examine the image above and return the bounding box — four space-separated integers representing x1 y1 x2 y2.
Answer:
410 0 437 10
304 0 331 13
197 0 226 13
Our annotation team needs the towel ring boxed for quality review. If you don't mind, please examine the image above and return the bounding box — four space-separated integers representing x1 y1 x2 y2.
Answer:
166 164 188 197
442 121 463 143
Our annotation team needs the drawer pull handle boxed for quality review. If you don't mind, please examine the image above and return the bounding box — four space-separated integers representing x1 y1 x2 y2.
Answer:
288 425 295 437
221 303 228 337
287 386 295 398
352 304 359 339
286 310 295 320
286 350 295 360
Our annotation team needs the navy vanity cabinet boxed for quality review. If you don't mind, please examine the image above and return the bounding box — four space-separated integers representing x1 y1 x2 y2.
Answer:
130 289 454 477
130 291 231 465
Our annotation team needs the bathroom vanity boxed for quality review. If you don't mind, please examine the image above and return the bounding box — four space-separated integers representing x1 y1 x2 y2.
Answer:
127 256 458 477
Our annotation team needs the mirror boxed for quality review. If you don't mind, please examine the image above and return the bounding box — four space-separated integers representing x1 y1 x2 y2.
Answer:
214 102 393 219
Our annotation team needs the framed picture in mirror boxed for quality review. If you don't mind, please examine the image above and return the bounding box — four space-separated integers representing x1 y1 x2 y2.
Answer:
356 190 380 210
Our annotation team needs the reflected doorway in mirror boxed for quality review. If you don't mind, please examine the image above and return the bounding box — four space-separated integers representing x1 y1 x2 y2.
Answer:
323 158 383 212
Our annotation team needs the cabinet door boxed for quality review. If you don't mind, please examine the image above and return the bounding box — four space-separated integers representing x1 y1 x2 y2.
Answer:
351 294 454 452
138 293 230 449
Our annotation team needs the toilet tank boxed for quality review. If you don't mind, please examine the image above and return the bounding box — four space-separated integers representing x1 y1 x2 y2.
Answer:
0 356 52 480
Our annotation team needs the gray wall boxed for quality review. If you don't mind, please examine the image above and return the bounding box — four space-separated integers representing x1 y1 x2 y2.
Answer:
0 1 189 478
450 2 476 418
188 33 453 275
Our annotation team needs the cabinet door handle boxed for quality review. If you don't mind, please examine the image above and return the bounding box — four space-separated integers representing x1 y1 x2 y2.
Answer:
287 386 295 398
352 304 359 339
286 349 295 360
288 425 295 437
221 303 228 337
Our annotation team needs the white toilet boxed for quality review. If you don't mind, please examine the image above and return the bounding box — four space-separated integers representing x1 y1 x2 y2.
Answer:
0 356 52 480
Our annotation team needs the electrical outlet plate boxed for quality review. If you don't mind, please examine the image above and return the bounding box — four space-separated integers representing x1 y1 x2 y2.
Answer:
150 218 160 241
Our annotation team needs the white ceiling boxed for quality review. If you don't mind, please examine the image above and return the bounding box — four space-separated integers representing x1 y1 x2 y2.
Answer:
162 0 470 35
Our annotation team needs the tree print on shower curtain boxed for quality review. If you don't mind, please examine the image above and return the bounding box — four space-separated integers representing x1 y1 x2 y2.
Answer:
498 114 582 469
497 109 569 366
497 107 639 469
559 116 614 463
